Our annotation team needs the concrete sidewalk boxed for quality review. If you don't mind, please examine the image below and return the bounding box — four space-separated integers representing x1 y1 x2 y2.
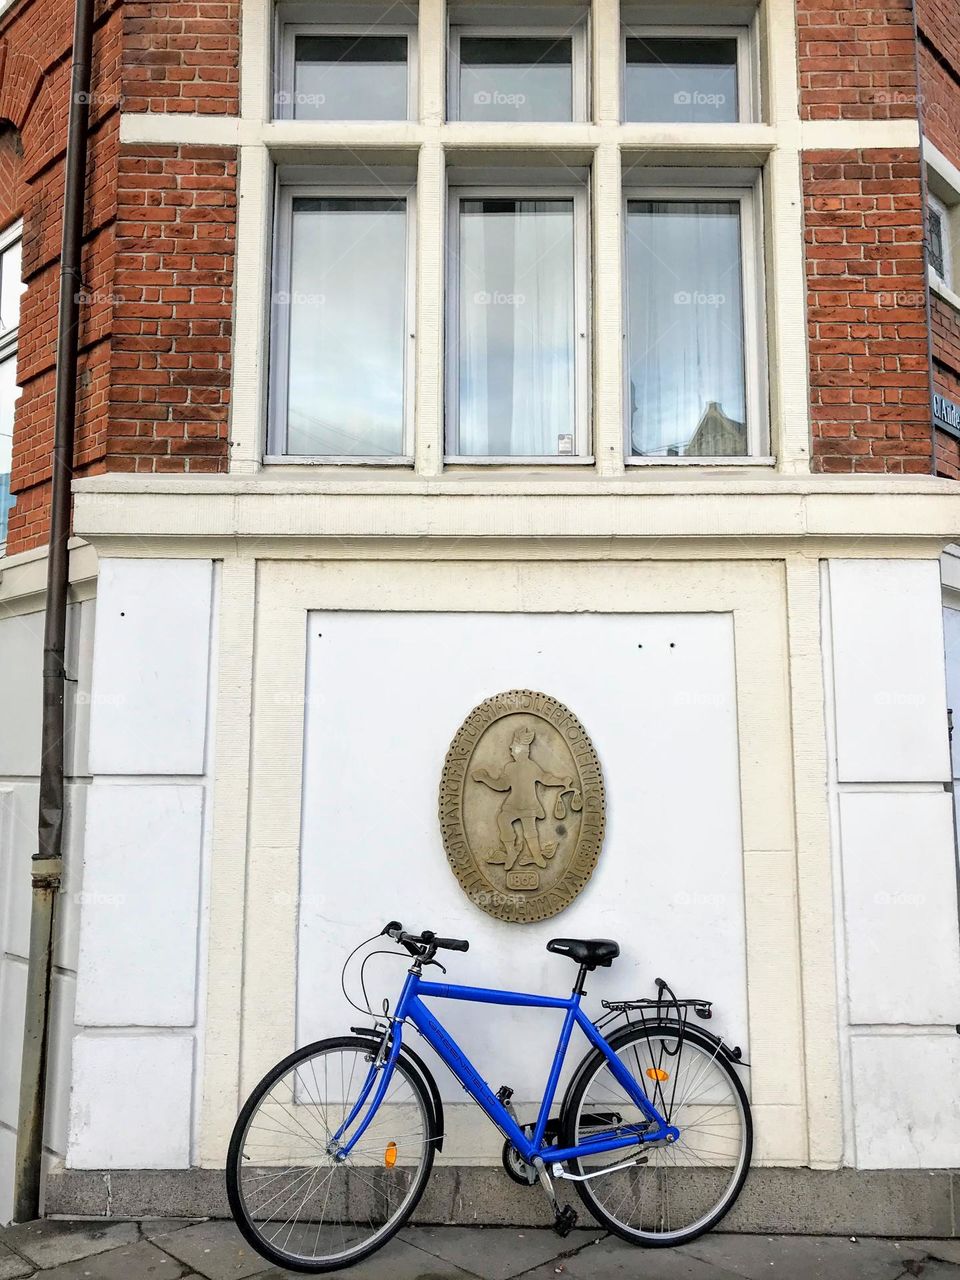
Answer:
1 1221 959 1280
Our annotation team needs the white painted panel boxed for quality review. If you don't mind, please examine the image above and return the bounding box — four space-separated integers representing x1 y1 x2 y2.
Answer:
0 956 25 1130
839 791 960 1025
0 610 43 776
298 612 748 1106
65 599 96 780
942 604 960 781
0 1124 14 1226
76 785 203 1027
851 1034 960 1168
44 972 77 1153
0 783 37 961
88 560 213 775
67 1033 193 1168
829 560 950 783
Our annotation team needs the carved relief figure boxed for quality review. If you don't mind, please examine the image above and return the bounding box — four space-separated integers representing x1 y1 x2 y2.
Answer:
472 725 573 871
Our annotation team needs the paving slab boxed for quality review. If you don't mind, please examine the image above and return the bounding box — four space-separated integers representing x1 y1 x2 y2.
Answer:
0 1242 32 1280
0 1221 140 1269
138 1220 203 1242
251 1234 483 1279
398 1226 601 1280
150 1221 265 1280
683 1233 926 1280
39 1241 188 1279
915 1242 960 1266
514 1234 744 1279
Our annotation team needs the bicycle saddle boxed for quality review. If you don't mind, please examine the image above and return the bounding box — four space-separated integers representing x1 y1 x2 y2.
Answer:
546 938 620 969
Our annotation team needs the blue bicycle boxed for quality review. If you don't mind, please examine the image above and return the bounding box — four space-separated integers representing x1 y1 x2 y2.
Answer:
226 922 752 1272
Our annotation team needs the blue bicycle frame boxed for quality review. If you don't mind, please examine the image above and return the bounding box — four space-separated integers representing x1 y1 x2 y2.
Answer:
333 970 680 1167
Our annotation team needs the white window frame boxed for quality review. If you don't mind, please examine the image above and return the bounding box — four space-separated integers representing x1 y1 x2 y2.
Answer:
928 191 953 289
622 182 769 464
275 21 418 121
444 184 591 464
621 25 757 124
447 23 589 123
0 220 23 552
266 184 417 464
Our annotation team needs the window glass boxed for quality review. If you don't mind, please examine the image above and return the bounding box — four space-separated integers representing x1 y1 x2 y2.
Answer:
0 236 23 335
457 36 573 122
626 200 747 457
624 37 739 123
283 197 407 456
0 351 17 546
455 197 576 456
292 35 408 120
928 203 947 282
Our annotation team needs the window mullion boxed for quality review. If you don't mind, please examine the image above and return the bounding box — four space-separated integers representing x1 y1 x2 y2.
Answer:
593 144 624 475
415 145 446 476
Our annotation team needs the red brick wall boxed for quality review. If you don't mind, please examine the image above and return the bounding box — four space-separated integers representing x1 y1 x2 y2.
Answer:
919 44 960 171
0 123 24 232
797 0 923 121
121 2 240 116
109 144 236 473
804 148 933 473
0 0 124 552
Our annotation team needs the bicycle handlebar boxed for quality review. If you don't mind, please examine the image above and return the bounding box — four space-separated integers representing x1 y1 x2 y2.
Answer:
382 921 470 954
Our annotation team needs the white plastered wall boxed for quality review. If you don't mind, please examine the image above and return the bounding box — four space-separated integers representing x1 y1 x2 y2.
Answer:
190 549 849 1173
0 544 97 1222
66 558 217 1170
823 559 960 1169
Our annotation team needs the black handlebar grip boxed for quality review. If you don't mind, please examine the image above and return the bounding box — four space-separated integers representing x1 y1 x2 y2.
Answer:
436 937 469 952
382 920 403 938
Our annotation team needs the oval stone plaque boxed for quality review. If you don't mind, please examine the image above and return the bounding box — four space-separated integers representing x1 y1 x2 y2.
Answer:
439 690 605 923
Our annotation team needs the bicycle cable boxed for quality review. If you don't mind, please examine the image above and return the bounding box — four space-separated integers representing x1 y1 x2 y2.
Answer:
340 934 410 1018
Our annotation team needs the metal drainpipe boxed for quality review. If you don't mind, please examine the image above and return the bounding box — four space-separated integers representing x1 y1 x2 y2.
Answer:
12 0 95 1223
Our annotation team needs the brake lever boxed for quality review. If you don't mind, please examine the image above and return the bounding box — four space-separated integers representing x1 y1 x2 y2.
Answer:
422 958 447 975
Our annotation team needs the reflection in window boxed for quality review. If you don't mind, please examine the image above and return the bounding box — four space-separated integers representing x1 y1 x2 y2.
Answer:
626 200 747 457
283 197 407 456
453 197 576 456
292 35 409 120
0 229 23 547
625 37 739 123
456 36 573 122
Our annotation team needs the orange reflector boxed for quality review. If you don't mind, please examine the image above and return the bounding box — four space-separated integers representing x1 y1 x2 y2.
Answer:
646 1067 669 1082
384 1141 398 1168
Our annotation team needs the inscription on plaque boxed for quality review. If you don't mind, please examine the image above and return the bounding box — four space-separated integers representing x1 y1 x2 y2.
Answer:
439 691 606 923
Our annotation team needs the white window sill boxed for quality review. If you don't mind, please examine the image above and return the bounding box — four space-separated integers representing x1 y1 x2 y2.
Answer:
443 456 595 465
930 269 960 317
627 455 776 466
263 455 415 466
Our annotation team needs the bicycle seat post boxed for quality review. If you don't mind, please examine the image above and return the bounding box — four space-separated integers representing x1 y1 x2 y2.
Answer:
572 964 589 998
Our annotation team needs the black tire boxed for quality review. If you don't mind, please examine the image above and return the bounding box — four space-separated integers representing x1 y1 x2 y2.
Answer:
560 1023 752 1247
226 1035 438 1273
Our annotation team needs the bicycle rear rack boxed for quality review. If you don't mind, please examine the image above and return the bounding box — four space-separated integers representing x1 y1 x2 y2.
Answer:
596 978 746 1065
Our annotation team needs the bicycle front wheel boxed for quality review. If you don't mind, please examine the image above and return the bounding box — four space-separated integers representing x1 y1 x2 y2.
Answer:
226 1035 437 1273
562 1023 751 1246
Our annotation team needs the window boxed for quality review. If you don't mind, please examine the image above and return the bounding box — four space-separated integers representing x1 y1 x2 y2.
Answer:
449 29 586 122
623 29 752 123
277 26 415 120
446 189 588 459
0 222 24 548
928 194 952 287
624 189 766 459
269 189 414 459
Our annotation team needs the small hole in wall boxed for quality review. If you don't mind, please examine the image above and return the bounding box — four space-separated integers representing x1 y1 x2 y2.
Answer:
120 611 125 617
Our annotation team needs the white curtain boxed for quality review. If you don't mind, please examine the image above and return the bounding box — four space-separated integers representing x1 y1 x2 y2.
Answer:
627 200 747 457
458 199 575 456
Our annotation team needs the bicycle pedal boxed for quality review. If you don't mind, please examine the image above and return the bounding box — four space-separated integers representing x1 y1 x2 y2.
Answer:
553 1205 579 1237
495 1084 514 1105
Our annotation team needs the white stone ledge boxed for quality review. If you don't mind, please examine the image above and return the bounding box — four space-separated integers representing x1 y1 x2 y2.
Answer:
70 476 960 548
118 112 920 156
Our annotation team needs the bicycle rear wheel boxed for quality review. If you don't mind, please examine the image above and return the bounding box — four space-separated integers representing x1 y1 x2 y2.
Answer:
226 1035 437 1273
561 1023 751 1246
